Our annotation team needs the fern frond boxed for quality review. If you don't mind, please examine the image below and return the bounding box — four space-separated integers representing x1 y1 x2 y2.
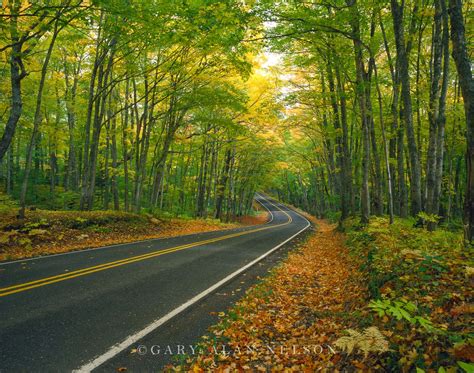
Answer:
335 326 390 358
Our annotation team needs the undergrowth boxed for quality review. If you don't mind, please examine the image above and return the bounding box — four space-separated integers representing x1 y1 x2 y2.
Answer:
345 217 473 372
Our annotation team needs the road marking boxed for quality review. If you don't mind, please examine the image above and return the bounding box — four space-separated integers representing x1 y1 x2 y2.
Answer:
0 199 274 267
74 194 310 372
0 196 289 297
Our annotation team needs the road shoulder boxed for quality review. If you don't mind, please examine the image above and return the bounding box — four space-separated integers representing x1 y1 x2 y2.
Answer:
93 221 313 372
166 217 366 371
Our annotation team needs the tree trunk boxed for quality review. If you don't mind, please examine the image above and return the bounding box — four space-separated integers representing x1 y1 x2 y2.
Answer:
215 148 232 219
80 13 104 210
449 0 474 246
391 0 423 216
0 0 25 162
398 109 408 217
335 63 353 219
64 53 81 191
122 78 131 212
381 16 400 217
19 21 59 218
111 110 120 211
374 63 395 223
347 0 370 224
82 37 117 210
433 0 449 221
425 0 443 228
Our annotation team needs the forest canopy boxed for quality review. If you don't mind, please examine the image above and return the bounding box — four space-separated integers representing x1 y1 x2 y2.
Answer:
0 0 472 245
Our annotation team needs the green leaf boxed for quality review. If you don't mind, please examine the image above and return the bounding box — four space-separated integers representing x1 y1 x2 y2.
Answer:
399 308 413 322
458 361 474 373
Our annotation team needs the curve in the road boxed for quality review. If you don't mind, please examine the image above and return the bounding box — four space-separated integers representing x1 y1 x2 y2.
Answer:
0 194 310 372
76 195 310 372
0 196 290 298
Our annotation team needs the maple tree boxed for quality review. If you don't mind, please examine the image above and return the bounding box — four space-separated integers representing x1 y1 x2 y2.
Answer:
0 0 472 245
0 0 473 371
256 0 473 247
0 0 276 221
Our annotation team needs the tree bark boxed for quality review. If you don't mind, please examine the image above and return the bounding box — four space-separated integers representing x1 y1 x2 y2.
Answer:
374 63 395 223
391 0 423 216
347 0 370 224
19 20 60 218
449 0 474 245
64 52 81 191
0 0 25 162
215 148 232 219
335 63 353 219
426 0 444 229
433 0 449 222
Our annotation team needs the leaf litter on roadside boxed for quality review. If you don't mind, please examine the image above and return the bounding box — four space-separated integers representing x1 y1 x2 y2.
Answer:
167 218 371 371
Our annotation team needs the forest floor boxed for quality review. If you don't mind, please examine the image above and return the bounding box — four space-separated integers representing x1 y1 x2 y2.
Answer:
0 204 268 262
166 215 474 372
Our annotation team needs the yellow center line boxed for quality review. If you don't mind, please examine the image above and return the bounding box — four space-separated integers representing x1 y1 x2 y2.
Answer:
0 199 293 298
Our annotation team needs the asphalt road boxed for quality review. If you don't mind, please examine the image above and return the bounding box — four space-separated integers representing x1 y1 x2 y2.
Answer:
0 194 310 372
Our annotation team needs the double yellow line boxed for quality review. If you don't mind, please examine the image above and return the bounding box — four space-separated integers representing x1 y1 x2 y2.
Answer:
0 199 292 298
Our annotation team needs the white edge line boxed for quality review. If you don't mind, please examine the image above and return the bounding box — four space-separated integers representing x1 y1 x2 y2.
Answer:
255 192 274 224
74 195 310 372
0 197 273 267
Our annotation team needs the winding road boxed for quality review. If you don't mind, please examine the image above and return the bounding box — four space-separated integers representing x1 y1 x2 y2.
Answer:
0 194 310 372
